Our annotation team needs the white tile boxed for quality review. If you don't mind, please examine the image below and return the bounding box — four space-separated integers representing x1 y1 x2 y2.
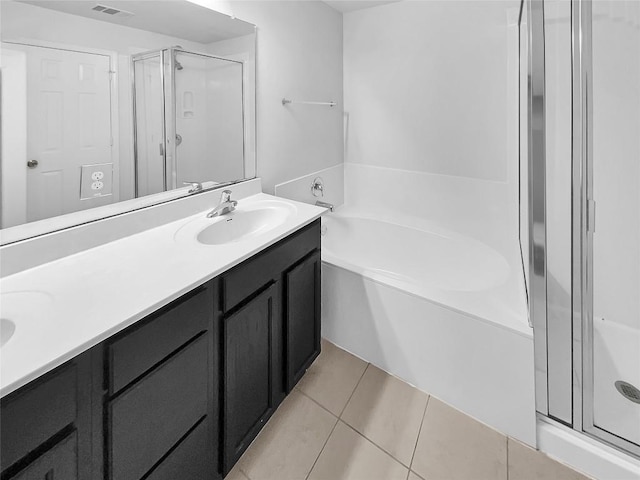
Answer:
225 464 250 480
237 390 337 480
341 365 428 466
296 339 368 416
412 398 507 480
308 421 408 480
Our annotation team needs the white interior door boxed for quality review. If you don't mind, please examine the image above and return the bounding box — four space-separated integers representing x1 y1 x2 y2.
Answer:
19 44 113 222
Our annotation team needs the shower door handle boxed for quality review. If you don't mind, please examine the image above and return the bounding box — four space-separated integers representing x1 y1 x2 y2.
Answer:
588 199 596 233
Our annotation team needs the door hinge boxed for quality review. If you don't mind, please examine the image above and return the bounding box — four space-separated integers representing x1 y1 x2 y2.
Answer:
587 199 596 233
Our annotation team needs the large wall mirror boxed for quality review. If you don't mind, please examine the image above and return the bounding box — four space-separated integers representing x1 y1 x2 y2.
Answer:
0 0 256 244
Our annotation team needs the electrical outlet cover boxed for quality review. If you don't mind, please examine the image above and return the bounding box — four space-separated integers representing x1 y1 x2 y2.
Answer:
80 163 113 200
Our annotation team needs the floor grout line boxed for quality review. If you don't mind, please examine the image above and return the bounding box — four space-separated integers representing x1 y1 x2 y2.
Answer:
409 394 430 473
338 419 412 472
297 388 339 420
339 399 428 471
506 435 510 480
304 362 372 479
332 362 432 471
304 415 340 480
338 362 370 419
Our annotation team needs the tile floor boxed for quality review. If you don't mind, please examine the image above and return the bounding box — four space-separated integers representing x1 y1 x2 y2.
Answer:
228 339 592 480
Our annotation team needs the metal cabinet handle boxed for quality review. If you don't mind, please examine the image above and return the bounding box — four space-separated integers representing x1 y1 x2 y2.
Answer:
27 159 39 169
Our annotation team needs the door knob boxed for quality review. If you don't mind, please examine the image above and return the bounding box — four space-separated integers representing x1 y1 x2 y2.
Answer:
27 159 39 169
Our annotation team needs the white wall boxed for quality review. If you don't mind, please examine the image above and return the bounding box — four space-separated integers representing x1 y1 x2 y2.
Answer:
341 0 520 247
189 0 345 194
343 1 515 182
0 47 28 228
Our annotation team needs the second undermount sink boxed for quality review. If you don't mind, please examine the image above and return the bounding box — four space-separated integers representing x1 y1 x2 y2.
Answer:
189 200 297 245
0 291 54 349
1 319 16 348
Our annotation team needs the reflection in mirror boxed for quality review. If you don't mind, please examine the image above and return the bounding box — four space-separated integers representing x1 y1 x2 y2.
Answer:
0 0 256 242
133 48 245 196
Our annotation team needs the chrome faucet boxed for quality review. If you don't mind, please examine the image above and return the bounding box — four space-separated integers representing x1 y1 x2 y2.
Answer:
207 190 237 218
183 181 203 193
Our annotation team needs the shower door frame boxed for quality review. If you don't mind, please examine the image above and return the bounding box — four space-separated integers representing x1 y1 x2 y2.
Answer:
573 0 640 458
530 0 640 458
132 49 169 196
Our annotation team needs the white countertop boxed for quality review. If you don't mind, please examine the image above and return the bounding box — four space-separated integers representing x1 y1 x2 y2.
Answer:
0 193 324 398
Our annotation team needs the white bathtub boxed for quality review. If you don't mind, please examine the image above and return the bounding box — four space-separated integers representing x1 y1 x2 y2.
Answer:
321 207 537 445
322 211 530 335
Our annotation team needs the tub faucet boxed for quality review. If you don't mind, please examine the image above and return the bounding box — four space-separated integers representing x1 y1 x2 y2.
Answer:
207 190 237 218
315 200 334 212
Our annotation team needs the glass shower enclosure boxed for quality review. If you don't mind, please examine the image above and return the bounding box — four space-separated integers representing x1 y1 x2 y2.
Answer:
132 47 245 197
523 0 640 459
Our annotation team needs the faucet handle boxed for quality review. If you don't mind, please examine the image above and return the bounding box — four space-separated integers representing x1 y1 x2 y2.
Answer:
183 181 203 193
220 189 233 202
311 177 324 197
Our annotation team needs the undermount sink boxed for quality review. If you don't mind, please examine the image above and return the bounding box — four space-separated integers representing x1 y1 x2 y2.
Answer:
198 206 292 245
1 319 15 347
0 291 54 349
175 199 298 246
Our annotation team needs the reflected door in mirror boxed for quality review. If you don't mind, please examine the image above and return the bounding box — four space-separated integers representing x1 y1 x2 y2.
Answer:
4 43 114 223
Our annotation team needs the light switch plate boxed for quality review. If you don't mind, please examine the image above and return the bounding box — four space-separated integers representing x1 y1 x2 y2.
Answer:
80 163 113 200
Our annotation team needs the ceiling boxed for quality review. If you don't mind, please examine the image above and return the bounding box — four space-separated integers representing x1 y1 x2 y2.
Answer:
17 0 255 44
322 0 403 14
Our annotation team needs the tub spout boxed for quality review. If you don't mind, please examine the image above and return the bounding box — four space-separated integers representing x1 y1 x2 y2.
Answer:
315 200 334 212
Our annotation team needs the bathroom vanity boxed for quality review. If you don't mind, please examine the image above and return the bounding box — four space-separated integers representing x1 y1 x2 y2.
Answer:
0 201 322 480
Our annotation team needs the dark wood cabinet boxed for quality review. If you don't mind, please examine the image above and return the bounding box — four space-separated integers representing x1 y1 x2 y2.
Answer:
222 283 279 473
108 336 211 480
11 432 77 480
284 251 321 391
0 219 321 480
105 282 218 480
219 219 321 475
145 419 211 480
106 285 212 395
0 352 92 480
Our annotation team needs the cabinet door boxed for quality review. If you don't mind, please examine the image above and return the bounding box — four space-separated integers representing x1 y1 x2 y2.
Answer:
12 432 77 480
223 283 279 474
284 251 321 391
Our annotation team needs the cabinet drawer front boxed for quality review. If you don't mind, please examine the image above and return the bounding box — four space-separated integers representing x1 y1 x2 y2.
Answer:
222 219 320 311
146 419 213 480
13 431 77 480
108 336 209 480
108 285 211 394
1 365 77 470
